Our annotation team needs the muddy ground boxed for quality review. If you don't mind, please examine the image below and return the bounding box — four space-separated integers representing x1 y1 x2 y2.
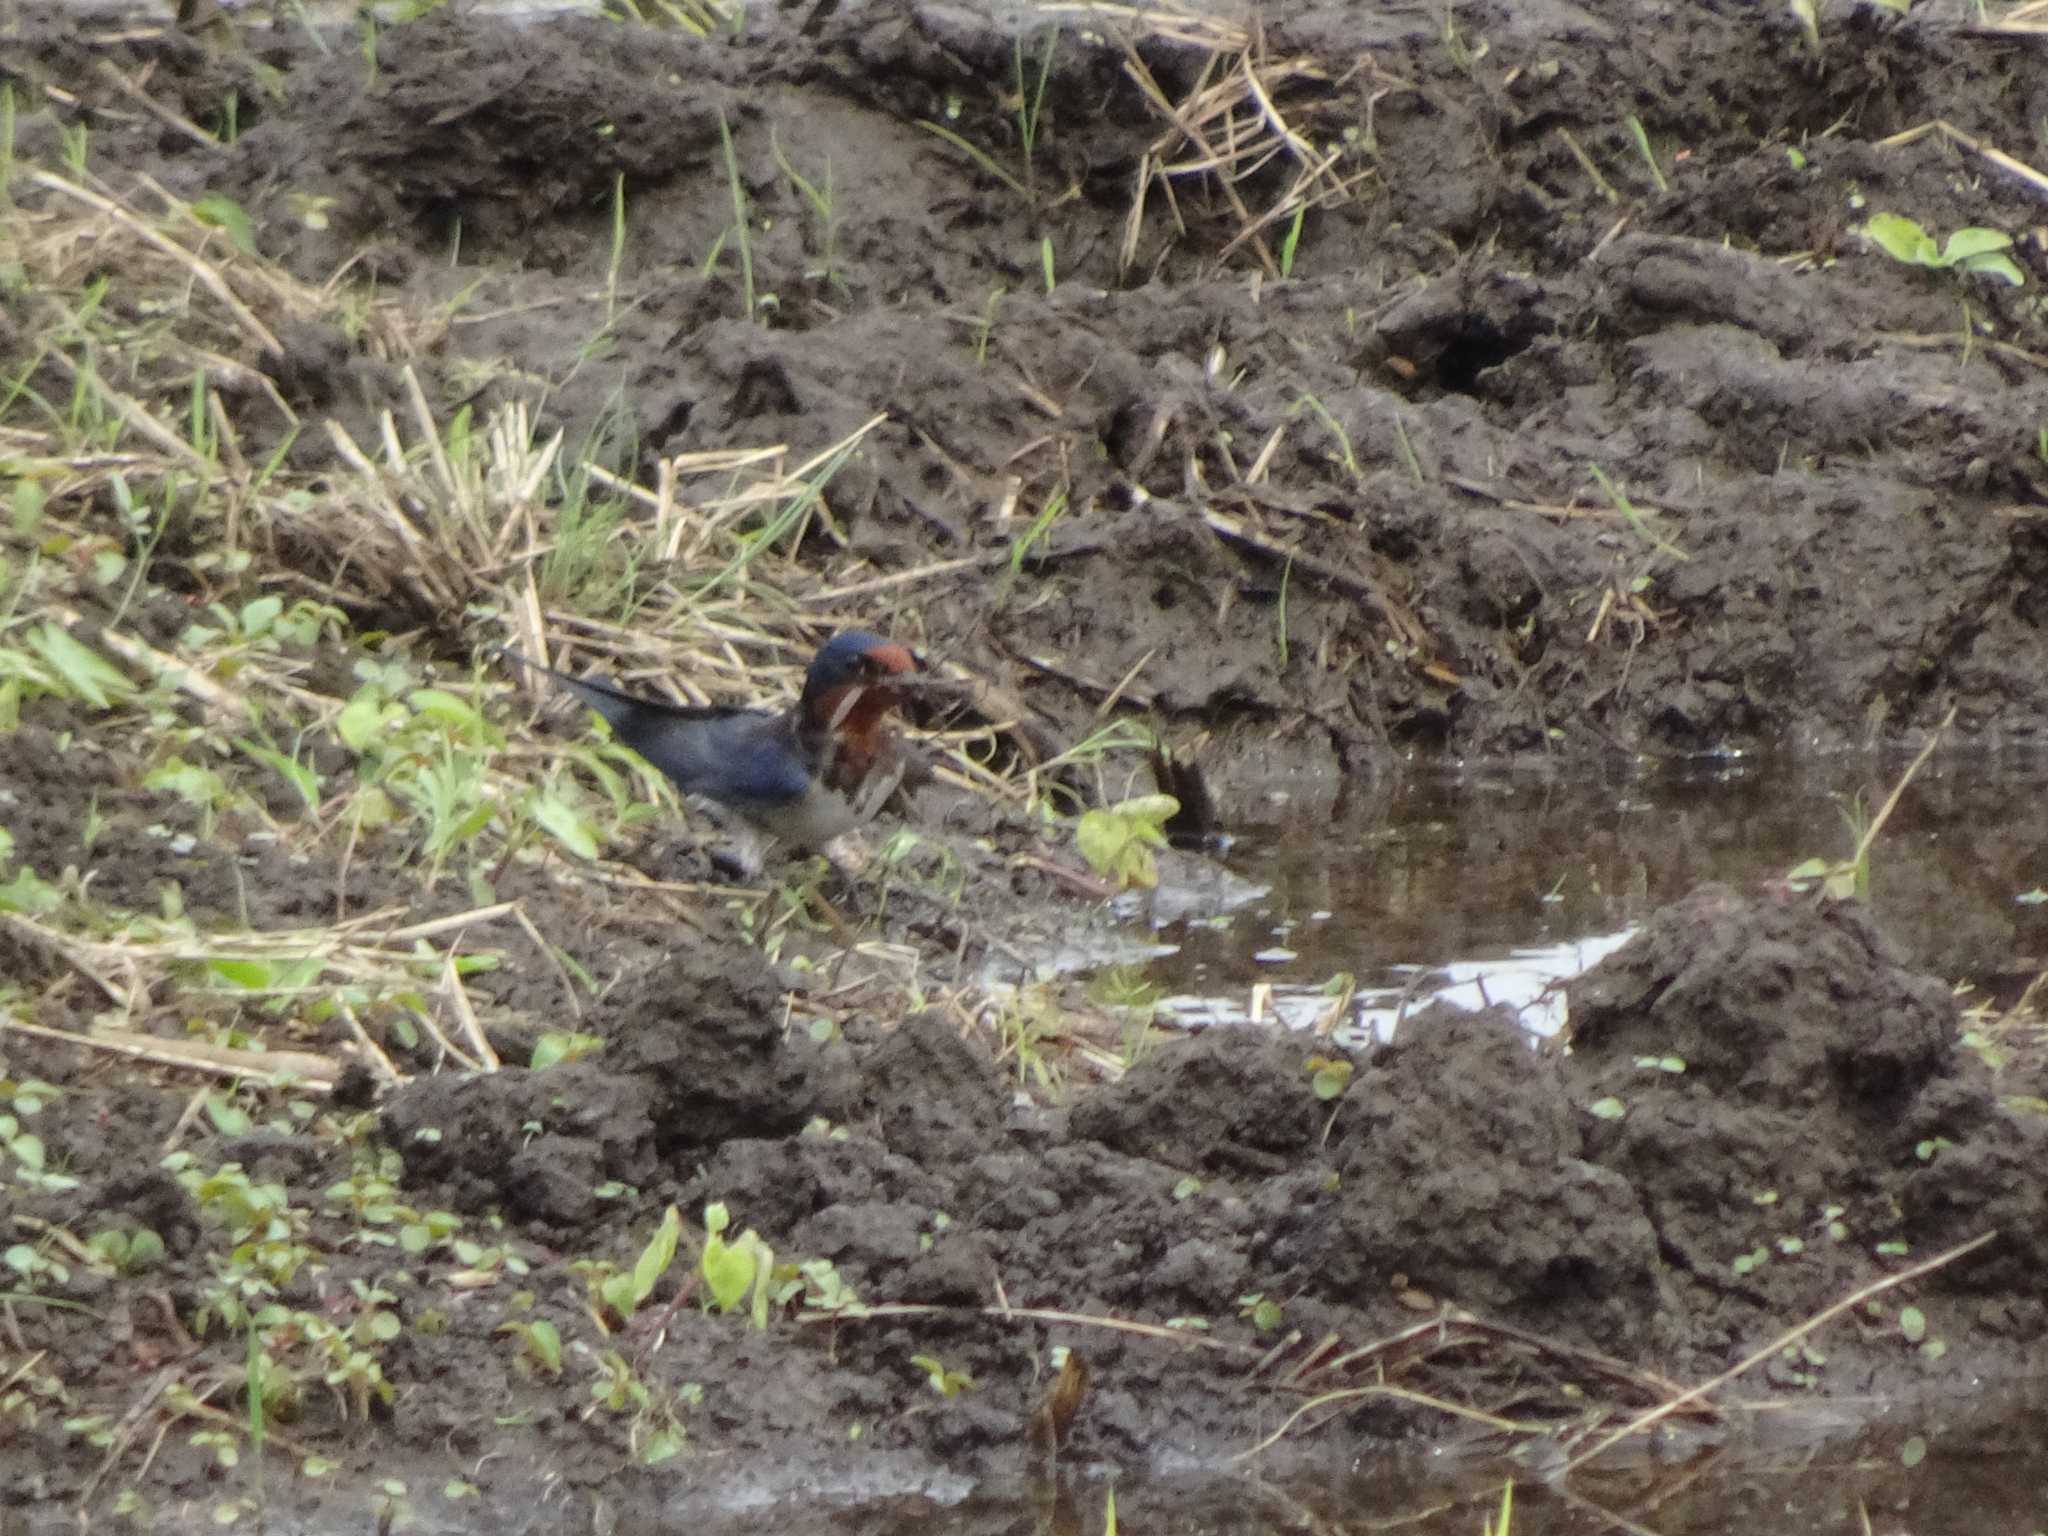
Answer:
6 0 2048 1528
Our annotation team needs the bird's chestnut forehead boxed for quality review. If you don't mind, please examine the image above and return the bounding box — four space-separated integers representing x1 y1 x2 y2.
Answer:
861 642 921 676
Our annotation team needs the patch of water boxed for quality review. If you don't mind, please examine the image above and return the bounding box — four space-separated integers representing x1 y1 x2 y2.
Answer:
1141 751 2048 1036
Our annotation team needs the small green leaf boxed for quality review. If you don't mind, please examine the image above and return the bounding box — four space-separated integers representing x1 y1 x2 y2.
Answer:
1589 1096 1627 1120
701 1235 755 1315
1939 227 2012 263
1900 1434 1926 1468
628 1206 681 1309
0 865 61 915
530 1031 603 1070
1308 1056 1353 1100
336 688 388 752
1899 1305 1926 1343
202 1096 251 1136
1076 808 1131 879
190 195 256 254
206 958 277 990
238 594 284 636
235 742 320 817
1958 251 2025 286
1857 212 1938 266
531 792 600 860
28 623 134 708
408 688 498 742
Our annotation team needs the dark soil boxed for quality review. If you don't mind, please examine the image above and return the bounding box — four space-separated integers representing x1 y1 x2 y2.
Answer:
7 0 2048 1529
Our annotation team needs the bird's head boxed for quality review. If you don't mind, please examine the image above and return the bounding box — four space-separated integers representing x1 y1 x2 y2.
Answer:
799 630 923 736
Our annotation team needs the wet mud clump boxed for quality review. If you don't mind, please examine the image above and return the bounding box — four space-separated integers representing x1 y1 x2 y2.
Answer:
343 883 2046 1502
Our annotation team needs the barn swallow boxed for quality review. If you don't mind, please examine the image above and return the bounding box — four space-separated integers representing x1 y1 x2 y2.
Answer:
505 631 924 851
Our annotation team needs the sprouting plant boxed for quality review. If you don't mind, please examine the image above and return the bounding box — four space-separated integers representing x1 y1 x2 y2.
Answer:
1288 393 1362 482
699 1202 775 1329
1625 115 1668 193
956 288 1000 371
1856 213 2025 286
1278 204 1306 277
1012 28 1056 195
1007 486 1068 573
1238 1292 1285 1330
1305 1054 1354 1100
1786 707 1951 899
334 676 508 888
1788 0 1821 55
1483 1479 1514 1536
714 108 757 322
597 1205 680 1327
1075 793 1178 890
987 986 1066 1097
915 29 1057 203
1588 463 1689 564
530 1031 605 1069
771 130 845 296
497 1316 562 1375
18 622 136 709
88 1226 167 1275
910 1353 974 1396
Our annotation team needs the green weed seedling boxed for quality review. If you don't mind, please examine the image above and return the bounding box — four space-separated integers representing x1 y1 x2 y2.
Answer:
988 985 1066 1098
713 108 761 323
1483 1480 1514 1536
1287 393 1363 483
1305 1055 1353 1101
88 1226 166 1276
771 130 845 296
498 1316 562 1375
585 1348 692 1463
699 1201 775 1328
910 1353 973 1396
1238 1292 1285 1331
774 1256 858 1315
1857 213 2025 286
2 1077 78 1193
13 621 136 710
597 1204 680 1327
530 1031 605 1069
335 670 508 889
1075 793 1178 891
917 27 1058 210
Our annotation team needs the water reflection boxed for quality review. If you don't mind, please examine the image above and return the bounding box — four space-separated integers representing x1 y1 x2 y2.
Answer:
1148 751 2048 1031
600 1380 2048 1533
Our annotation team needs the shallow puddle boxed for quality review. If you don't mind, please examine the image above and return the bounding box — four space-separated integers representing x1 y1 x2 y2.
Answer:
227 1379 2048 1535
1144 750 2048 1040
